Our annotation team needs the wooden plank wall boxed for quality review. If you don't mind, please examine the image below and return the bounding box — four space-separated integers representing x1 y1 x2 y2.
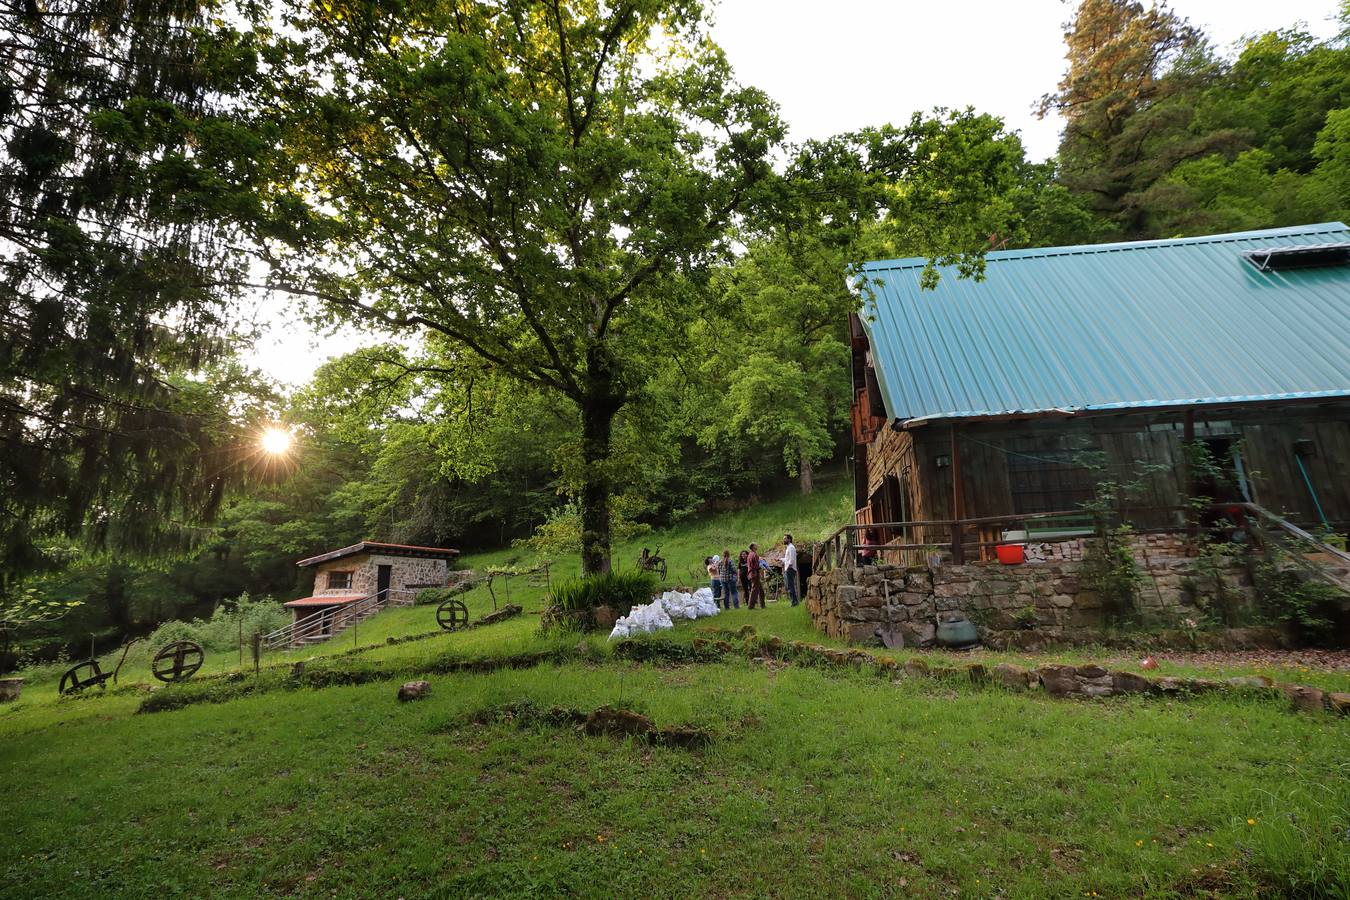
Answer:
870 402 1350 531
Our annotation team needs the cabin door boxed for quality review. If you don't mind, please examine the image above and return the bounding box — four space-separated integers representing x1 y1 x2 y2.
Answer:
376 565 392 600
1196 438 1248 503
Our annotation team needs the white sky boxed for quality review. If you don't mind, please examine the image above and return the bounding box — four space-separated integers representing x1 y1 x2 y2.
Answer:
246 0 1344 387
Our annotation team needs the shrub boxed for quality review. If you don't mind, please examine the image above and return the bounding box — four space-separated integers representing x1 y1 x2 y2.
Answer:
550 570 658 614
541 570 658 633
141 593 290 657
1253 557 1347 646
415 587 463 606
1081 524 1143 625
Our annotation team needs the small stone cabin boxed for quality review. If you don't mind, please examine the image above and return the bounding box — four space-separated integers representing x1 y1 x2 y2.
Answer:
285 541 459 625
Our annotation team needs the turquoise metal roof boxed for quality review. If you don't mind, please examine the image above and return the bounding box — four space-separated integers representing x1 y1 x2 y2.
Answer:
858 223 1350 424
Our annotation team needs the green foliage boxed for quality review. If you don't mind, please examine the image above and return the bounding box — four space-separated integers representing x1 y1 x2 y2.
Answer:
548 571 658 616
1189 540 1250 627
1252 555 1347 645
1043 1 1350 238
692 232 851 489
4 639 1350 896
141 593 290 658
516 499 651 558
0 2 279 582
1081 524 1144 625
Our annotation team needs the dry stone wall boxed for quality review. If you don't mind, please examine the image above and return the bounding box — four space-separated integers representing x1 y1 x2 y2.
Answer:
806 543 1256 648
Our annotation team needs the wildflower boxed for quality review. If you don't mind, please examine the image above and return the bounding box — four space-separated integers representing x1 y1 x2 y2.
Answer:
1247 819 1257 826
596 835 605 843
1135 840 1143 847
1206 842 1213 848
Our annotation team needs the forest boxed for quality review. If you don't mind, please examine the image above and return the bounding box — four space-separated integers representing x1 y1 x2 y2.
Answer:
3 0 1349 667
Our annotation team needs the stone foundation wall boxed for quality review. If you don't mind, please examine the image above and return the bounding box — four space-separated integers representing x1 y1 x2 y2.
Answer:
312 553 450 597
806 540 1255 647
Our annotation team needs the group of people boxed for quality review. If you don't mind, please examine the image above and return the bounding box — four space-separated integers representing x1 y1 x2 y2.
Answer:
704 534 800 611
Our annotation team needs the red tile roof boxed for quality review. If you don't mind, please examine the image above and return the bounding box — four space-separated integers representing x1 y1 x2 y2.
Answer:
295 540 460 567
284 595 363 607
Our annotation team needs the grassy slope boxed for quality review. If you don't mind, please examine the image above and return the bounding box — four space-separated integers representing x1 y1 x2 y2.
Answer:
2 657 1347 898
2 475 1350 897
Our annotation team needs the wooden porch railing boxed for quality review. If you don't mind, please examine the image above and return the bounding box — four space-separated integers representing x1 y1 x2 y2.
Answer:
261 588 417 651
813 508 1183 574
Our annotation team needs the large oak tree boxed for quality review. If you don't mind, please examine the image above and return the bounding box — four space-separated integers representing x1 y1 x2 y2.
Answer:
253 0 781 573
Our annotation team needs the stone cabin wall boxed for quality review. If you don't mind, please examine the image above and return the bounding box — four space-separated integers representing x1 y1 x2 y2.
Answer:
806 535 1256 647
310 553 450 597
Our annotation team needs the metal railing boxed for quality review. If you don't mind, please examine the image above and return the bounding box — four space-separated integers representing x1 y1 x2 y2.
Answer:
1235 503 1350 592
813 502 1350 582
813 507 1191 573
261 588 417 650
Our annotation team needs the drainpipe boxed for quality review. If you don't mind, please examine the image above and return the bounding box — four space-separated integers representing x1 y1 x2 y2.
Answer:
1293 440 1330 530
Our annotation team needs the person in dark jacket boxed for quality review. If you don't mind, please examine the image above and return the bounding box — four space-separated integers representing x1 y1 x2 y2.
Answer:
745 544 765 609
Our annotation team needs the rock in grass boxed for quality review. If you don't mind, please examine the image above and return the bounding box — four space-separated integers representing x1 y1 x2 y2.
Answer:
1225 675 1274 691
1110 671 1152 694
398 680 432 702
582 706 653 738
1037 664 1080 697
1279 683 1326 713
903 658 930 678
992 663 1032 690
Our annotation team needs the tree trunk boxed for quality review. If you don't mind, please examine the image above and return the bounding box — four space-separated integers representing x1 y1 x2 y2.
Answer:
580 398 613 575
579 346 621 575
799 453 814 495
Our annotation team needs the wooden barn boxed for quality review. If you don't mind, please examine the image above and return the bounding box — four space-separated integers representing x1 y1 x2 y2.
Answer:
848 223 1350 561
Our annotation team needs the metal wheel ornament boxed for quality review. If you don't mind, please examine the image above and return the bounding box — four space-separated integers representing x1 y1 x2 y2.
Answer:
151 640 205 683
59 659 109 695
436 598 470 631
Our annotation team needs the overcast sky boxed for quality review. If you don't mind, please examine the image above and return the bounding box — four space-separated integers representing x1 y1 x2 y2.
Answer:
246 0 1345 387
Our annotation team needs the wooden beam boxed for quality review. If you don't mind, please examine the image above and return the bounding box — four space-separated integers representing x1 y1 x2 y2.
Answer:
950 425 965 564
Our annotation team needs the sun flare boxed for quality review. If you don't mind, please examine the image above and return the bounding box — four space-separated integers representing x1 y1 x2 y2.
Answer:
260 426 292 456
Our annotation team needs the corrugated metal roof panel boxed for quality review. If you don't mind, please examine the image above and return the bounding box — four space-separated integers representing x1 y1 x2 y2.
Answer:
858 223 1350 423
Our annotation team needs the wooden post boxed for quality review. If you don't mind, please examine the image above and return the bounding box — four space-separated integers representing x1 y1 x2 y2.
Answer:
950 425 965 565
251 632 262 675
1183 409 1196 544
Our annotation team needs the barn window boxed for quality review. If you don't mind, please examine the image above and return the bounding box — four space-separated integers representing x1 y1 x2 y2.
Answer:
327 570 354 590
1006 444 1097 514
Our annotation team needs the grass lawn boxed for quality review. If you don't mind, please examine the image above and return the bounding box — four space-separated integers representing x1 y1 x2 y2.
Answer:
2 640 1347 898
4 475 1350 897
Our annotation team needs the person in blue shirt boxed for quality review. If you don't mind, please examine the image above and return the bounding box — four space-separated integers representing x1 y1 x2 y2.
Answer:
717 547 740 610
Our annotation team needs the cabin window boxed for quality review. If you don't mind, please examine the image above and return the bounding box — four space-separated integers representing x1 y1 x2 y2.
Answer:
327 570 354 590
1006 444 1097 515
868 470 912 541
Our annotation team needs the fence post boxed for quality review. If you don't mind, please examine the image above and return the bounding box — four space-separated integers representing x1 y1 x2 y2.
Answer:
251 632 261 675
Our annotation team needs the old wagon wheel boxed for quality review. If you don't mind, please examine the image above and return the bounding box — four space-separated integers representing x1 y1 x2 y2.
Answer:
151 640 205 683
436 598 470 631
59 659 108 695
654 558 667 580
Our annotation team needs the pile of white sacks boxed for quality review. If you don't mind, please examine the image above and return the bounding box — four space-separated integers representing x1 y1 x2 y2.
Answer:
608 588 719 640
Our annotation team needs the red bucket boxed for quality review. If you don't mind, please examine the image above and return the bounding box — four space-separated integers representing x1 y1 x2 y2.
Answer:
996 544 1025 565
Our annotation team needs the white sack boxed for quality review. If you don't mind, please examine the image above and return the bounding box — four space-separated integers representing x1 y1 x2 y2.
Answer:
608 598 674 640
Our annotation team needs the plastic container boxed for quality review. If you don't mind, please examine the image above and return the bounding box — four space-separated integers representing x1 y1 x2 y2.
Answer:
995 544 1025 565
